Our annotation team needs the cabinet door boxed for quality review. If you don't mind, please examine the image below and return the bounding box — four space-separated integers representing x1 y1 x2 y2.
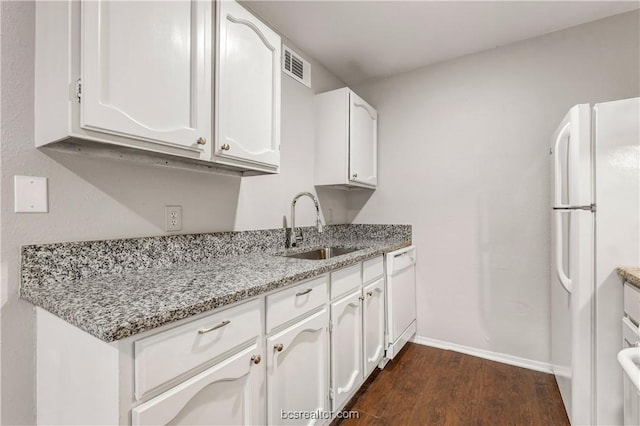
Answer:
363 278 385 377
349 91 377 187
331 290 363 411
267 309 329 425
132 342 264 426
80 1 211 156
216 0 281 169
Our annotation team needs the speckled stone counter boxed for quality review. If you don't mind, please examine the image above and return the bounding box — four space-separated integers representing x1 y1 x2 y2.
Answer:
20 224 411 342
618 267 640 289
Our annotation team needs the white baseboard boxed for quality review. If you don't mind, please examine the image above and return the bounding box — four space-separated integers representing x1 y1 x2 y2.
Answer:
411 335 553 374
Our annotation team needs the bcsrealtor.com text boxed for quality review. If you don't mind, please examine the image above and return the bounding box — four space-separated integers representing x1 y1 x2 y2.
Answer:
281 409 360 420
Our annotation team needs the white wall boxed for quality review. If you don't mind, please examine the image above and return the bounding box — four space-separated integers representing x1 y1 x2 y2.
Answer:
0 2 345 423
352 10 640 364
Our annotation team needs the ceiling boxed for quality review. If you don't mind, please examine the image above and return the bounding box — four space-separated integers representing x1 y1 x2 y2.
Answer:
244 1 640 86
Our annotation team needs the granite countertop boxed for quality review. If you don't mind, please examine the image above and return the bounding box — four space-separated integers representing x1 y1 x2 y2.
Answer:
618 267 640 289
21 234 410 343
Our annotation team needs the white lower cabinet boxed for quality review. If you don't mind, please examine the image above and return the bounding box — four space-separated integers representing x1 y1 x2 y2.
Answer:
267 309 329 425
35 256 392 425
328 256 386 413
132 343 264 426
330 290 363 411
363 278 385 376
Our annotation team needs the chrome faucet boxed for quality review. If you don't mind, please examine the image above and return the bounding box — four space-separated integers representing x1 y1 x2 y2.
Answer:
289 192 323 248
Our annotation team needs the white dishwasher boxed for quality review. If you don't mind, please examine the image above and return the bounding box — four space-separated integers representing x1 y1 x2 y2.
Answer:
385 245 417 360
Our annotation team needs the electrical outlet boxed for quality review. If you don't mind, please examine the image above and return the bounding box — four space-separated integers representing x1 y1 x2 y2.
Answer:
164 206 182 232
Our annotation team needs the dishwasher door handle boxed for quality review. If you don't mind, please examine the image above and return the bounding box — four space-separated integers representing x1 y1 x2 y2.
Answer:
389 263 415 276
387 246 416 274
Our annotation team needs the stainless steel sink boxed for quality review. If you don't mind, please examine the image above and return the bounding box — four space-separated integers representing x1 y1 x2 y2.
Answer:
283 246 363 260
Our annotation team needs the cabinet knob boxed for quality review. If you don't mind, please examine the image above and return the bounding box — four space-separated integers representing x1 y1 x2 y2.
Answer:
367 291 373 297
358 295 365 301
221 143 231 151
274 343 284 352
251 355 261 364
352 173 358 178
196 137 206 145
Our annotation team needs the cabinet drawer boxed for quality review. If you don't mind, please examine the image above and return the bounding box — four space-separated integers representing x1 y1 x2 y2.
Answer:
624 283 640 325
363 256 383 283
134 299 261 399
331 263 361 299
266 275 328 333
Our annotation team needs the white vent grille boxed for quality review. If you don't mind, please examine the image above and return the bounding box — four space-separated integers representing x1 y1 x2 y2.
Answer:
282 45 311 88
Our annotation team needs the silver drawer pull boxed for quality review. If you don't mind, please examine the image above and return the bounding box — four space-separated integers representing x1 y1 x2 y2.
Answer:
296 288 313 296
367 291 373 297
198 320 230 334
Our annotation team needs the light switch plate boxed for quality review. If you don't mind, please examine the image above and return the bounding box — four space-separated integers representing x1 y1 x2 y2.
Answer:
14 175 48 213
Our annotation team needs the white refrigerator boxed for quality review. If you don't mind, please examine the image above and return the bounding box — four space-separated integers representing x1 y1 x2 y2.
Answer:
550 97 639 425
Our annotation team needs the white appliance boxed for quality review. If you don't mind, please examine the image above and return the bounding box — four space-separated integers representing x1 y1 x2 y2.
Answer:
619 315 640 425
550 98 640 425
385 245 417 360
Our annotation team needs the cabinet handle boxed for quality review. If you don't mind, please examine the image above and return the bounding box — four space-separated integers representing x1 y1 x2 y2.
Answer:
296 288 313 296
352 173 358 179
251 355 262 364
358 295 365 301
274 343 284 352
198 320 230 334
367 291 373 297
221 143 230 151
196 137 206 145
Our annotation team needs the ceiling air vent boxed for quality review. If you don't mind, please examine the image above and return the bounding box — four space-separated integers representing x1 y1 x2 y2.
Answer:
282 45 311 88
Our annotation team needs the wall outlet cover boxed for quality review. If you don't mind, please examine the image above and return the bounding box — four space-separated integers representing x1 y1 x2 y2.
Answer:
14 175 48 213
164 206 182 232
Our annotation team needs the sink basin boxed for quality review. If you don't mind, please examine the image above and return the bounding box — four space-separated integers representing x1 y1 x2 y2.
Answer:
284 246 363 260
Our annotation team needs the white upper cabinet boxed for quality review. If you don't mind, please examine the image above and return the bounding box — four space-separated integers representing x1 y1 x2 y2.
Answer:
315 87 378 189
349 92 378 187
80 0 211 156
34 0 281 175
215 0 281 172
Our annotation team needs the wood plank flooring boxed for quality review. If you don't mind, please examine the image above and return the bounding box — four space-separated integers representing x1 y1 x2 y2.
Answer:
335 343 569 426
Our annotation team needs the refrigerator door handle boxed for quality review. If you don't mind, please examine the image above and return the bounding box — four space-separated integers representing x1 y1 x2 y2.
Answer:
553 204 596 212
554 211 572 294
553 122 572 208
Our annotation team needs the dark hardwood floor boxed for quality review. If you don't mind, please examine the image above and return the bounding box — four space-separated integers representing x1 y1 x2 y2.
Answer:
335 343 569 426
